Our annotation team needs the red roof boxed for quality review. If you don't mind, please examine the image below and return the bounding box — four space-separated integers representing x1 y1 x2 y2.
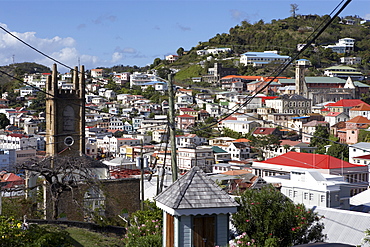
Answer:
179 108 196 112
347 116 370 124
350 103 370 111
353 154 370 160
326 112 343 117
261 152 365 169
329 99 364 107
252 127 277 135
177 114 195 118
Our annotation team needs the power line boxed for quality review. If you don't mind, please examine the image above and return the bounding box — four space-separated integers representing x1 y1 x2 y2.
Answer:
183 0 352 136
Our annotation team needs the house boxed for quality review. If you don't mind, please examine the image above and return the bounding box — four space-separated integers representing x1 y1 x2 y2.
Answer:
240 51 291 67
263 169 352 209
349 142 370 164
324 111 349 127
165 54 178 63
179 108 197 118
267 140 316 158
224 142 250 161
345 116 370 144
176 114 195 130
176 134 206 148
252 152 368 196
324 65 364 81
209 137 236 146
302 120 329 143
349 102 370 119
340 56 362 65
152 129 168 143
177 147 214 172
323 37 355 53
328 99 365 114
212 146 231 163
252 127 282 137
219 120 260 135
265 94 311 115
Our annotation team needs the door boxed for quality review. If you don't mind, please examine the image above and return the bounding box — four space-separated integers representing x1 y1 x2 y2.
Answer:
193 215 215 247
166 213 174 247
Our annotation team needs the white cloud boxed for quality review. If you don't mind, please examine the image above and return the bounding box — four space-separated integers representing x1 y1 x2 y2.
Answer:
364 13 370 20
111 52 123 63
0 23 101 72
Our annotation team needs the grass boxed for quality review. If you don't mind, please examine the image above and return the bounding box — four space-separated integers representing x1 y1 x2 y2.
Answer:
52 225 126 247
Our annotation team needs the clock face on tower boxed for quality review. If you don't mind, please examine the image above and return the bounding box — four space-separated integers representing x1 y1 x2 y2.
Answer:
64 136 74 146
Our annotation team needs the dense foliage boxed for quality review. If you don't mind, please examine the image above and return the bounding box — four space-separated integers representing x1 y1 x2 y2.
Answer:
309 125 330 154
124 200 162 247
0 216 73 246
232 185 325 247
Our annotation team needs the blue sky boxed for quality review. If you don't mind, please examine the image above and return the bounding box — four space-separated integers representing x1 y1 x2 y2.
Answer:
0 0 368 72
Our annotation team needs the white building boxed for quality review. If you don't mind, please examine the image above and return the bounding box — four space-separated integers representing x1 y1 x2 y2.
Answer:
196 47 232 56
175 134 207 148
324 37 355 53
265 170 351 209
0 134 37 150
240 51 290 67
219 120 260 135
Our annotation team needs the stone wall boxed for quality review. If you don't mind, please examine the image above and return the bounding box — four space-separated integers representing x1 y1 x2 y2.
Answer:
47 178 140 221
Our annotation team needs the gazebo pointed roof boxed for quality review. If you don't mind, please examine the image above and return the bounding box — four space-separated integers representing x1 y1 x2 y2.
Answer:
155 166 238 216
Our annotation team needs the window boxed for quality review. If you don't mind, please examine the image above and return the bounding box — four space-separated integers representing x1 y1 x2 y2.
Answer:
320 195 325 203
309 193 314 200
304 192 308 200
289 190 293 197
293 191 297 197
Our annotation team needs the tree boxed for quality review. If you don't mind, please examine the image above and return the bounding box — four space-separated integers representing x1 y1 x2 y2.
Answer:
20 155 104 220
248 134 281 160
290 4 299 18
326 142 349 161
309 125 330 154
0 113 10 129
222 127 242 139
232 185 325 246
176 47 184 56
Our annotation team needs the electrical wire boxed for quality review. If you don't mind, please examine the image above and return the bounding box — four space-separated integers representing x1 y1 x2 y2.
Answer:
182 0 352 135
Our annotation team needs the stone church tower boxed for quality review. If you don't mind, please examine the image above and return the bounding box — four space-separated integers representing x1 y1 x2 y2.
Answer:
45 64 85 157
295 59 310 98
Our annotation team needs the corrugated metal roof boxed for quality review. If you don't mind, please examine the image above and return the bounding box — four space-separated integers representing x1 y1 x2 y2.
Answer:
314 207 370 246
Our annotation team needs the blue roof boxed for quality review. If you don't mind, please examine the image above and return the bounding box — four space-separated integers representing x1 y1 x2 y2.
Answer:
141 81 166 86
292 116 310 119
241 52 290 59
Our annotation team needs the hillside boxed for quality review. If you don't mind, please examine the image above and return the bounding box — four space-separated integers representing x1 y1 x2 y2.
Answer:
164 15 370 85
0 62 51 92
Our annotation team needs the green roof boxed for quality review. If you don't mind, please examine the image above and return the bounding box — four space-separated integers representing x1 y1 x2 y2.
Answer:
220 102 229 106
354 81 370 88
279 77 346 84
212 146 228 153
325 65 357 71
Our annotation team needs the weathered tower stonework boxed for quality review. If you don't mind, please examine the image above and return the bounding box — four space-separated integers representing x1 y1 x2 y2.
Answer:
45 64 85 157
295 59 310 98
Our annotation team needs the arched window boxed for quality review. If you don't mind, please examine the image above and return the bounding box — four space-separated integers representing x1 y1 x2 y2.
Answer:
63 105 75 131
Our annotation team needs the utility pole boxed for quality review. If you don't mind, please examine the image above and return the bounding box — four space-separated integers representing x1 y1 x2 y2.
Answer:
167 74 178 182
139 139 144 210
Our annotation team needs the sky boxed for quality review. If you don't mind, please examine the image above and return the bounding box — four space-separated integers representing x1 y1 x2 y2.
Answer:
0 0 369 73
